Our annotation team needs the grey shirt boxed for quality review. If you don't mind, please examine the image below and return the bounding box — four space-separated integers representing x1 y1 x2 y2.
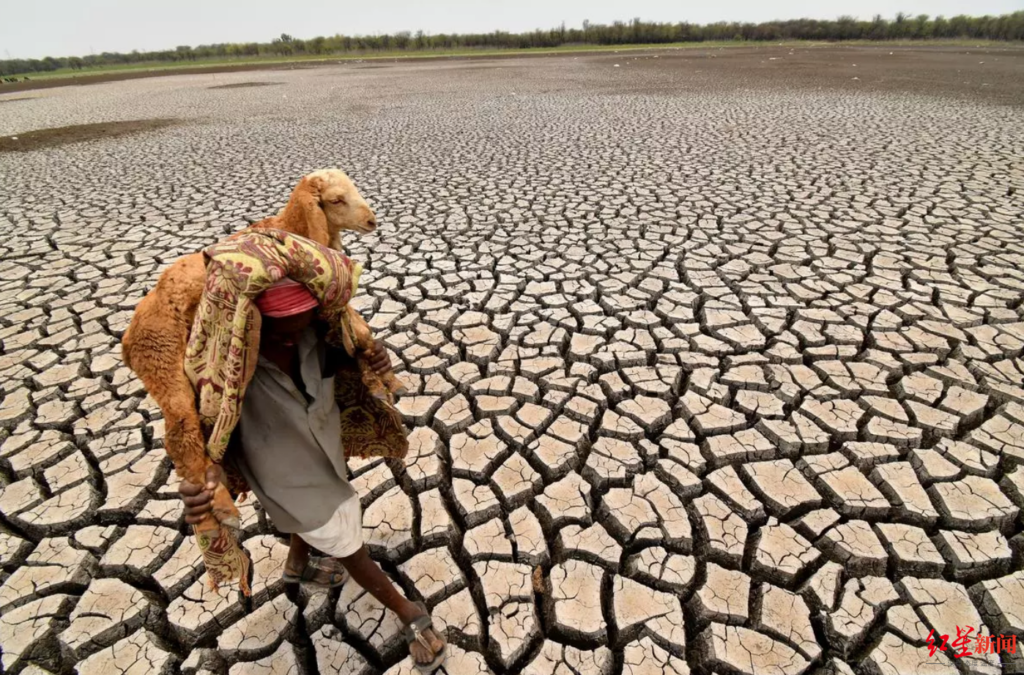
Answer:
235 327 356 533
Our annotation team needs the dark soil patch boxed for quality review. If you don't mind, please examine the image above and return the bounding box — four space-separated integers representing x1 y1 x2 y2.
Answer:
207 81 282 89
0 62 321 93
0 96 37 104
595 44 1024 106
0 118 179 153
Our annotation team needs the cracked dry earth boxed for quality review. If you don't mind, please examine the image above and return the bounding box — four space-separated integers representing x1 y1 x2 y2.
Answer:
2 49 1024 675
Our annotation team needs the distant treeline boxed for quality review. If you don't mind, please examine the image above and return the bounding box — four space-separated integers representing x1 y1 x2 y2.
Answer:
3 12 1023 77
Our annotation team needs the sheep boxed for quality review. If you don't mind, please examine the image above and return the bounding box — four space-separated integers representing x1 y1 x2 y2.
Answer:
121 169 405 516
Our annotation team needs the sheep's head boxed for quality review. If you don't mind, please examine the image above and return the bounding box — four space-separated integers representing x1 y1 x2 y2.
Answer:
308 169 377 235
286 169 377 248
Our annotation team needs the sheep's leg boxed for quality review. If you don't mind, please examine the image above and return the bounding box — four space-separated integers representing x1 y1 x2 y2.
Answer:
378 366 407 397
122 277 241 529
164 410 214 486
208 481 241 532
152 379 242 530
124 304 208 483
358 358 390 401
164 411 242 532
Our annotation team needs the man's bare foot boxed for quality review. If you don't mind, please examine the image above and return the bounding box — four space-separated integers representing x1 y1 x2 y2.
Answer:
332 546 446 670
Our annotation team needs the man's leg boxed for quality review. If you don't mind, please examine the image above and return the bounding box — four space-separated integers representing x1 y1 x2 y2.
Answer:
283 534 346 585
285 534 310 574
339 545 446 666
290 501 444 665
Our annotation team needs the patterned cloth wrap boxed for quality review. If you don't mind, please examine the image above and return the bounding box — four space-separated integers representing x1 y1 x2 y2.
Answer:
184 228 409 593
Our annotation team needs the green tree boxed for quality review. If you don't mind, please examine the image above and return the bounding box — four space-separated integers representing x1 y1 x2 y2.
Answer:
4 12 1024 76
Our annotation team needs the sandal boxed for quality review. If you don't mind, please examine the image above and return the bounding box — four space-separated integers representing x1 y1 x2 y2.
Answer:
281 555 349 588
403 601 447 673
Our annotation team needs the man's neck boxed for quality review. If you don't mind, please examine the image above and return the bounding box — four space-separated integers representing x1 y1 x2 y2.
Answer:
261 343 298 374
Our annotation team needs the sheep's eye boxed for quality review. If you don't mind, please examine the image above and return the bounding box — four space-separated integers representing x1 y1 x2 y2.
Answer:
330 197 347 205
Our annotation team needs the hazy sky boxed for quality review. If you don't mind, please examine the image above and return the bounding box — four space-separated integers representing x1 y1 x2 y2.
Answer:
2 0 1019 59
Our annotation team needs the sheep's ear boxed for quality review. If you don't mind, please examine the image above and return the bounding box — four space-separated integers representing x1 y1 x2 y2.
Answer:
293 176 330 246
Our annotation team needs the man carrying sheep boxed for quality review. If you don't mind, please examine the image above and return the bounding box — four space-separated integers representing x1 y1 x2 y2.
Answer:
130 228 446 673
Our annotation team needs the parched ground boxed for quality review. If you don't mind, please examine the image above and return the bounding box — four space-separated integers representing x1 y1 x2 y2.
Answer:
1 45 1024 675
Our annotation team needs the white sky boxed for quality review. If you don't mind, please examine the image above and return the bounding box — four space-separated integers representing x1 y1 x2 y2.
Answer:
2 0 1020 59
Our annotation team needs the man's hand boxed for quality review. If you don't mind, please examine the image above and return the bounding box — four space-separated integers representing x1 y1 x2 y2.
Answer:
179 464 226 525
368 339 392 376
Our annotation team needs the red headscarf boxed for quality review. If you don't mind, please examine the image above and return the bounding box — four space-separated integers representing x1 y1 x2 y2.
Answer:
254 278 319 318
